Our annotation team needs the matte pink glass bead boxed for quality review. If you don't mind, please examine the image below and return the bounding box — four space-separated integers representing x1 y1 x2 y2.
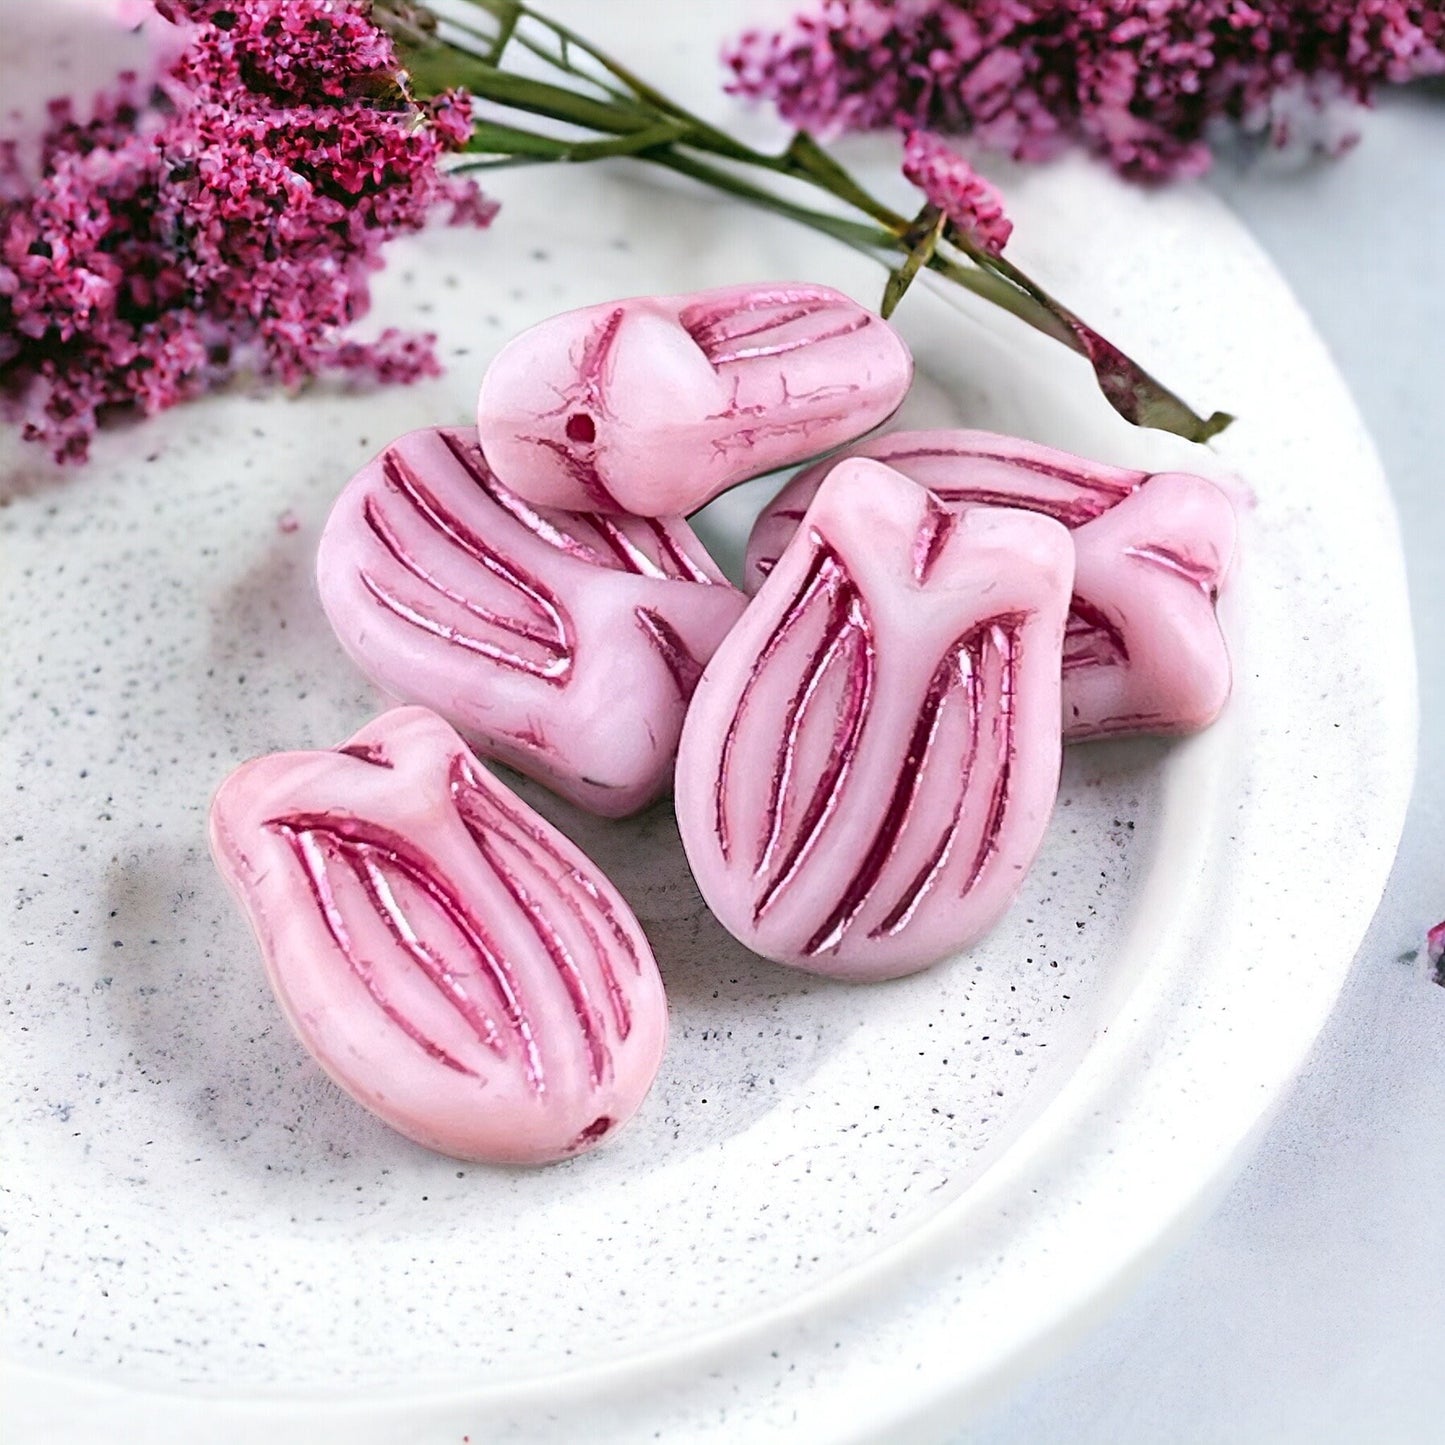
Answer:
675 459 1074 981
316 427 747 818
474 283 913 516
209 708 669 1165
745 429 1237 740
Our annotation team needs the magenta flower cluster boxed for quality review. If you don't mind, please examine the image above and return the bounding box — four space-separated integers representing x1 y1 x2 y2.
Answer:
0 0 493 464
725 1 1445 182
901 131 1012 254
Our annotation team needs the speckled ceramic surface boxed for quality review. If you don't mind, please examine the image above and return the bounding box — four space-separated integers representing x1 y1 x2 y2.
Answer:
1 5 1415 1443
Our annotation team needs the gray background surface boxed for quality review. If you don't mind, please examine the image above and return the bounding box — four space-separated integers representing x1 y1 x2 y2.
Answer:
959 89 1445 1445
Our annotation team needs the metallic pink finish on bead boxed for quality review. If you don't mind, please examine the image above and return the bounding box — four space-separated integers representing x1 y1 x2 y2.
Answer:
474 283 913 516
745 429 1237 740
676 459 1074 981
316 426 747 817
1061 471 1235 737
209 708 668 1165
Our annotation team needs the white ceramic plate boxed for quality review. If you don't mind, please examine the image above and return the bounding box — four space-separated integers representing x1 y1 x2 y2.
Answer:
1 5 1416 1442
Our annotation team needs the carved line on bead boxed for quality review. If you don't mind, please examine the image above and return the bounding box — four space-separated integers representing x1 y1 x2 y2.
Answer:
451 755 639 1037
754 591 855 877
1062 597 1130 671
269 814 546 1091
751 594 872 920
438 430 720 586
568 306 626 420
678 285 843 366
1123 541 1220 593
646 518 721 585
867 640 984 940
517 433 624 513
360 447 574 682
380 448 566 627
870 442 1140 510
688 304 823 354
750 450 1148 578
956 620 1022 902
574 513 666 577
450 765 612 1089
634 607 706 698
926 486 1107 530
522 308 627 511
336 741 394 768
802 623 983 955
802 613 1025 956
285 829 481 1078
911 494 958 584
715 537 851 865
362 496 567 651
679 296 828 353
533 307 625 426
438 430 608 569
705 313 871 367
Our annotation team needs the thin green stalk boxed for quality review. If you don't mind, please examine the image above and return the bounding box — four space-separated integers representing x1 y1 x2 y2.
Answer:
473 0 772 166
780 131 909 231
447 1 911 224
443 3 641 106
925 251 1077 348
467 0 915 228
643 150 901 255
459 67 657 136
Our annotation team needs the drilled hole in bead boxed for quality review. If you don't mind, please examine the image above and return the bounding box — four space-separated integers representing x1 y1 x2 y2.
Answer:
565 413 596 444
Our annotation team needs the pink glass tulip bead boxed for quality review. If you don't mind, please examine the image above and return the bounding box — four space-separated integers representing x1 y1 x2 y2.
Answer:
676 459 1074 981
209 708 669 1165
745 429 1237 740
474 283 913 516
316 427 747 818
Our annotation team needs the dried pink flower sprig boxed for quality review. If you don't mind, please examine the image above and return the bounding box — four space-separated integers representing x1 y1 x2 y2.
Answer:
901 131 1012 255
0 0 493 464
725 0 1445 182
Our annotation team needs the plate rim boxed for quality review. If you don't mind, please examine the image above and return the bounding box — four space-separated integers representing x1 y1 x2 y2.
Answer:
4 172 1417 1441
1 0 1418 1429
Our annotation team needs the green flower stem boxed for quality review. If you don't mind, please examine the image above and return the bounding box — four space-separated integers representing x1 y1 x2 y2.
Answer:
462 0 779 168
643 148 903 255
925 250 1077 347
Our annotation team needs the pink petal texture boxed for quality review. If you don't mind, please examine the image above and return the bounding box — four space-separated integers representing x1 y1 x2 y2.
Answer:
316 427 748 817
208 708 669 1165
474 283 913 516
745 429 1237 741
676 458 1074 981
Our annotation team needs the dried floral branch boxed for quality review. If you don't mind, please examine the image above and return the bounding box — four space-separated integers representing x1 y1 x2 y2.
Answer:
724 1 1445 183
384 0 1230 441
3 0 1252 463
0 0 494 463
